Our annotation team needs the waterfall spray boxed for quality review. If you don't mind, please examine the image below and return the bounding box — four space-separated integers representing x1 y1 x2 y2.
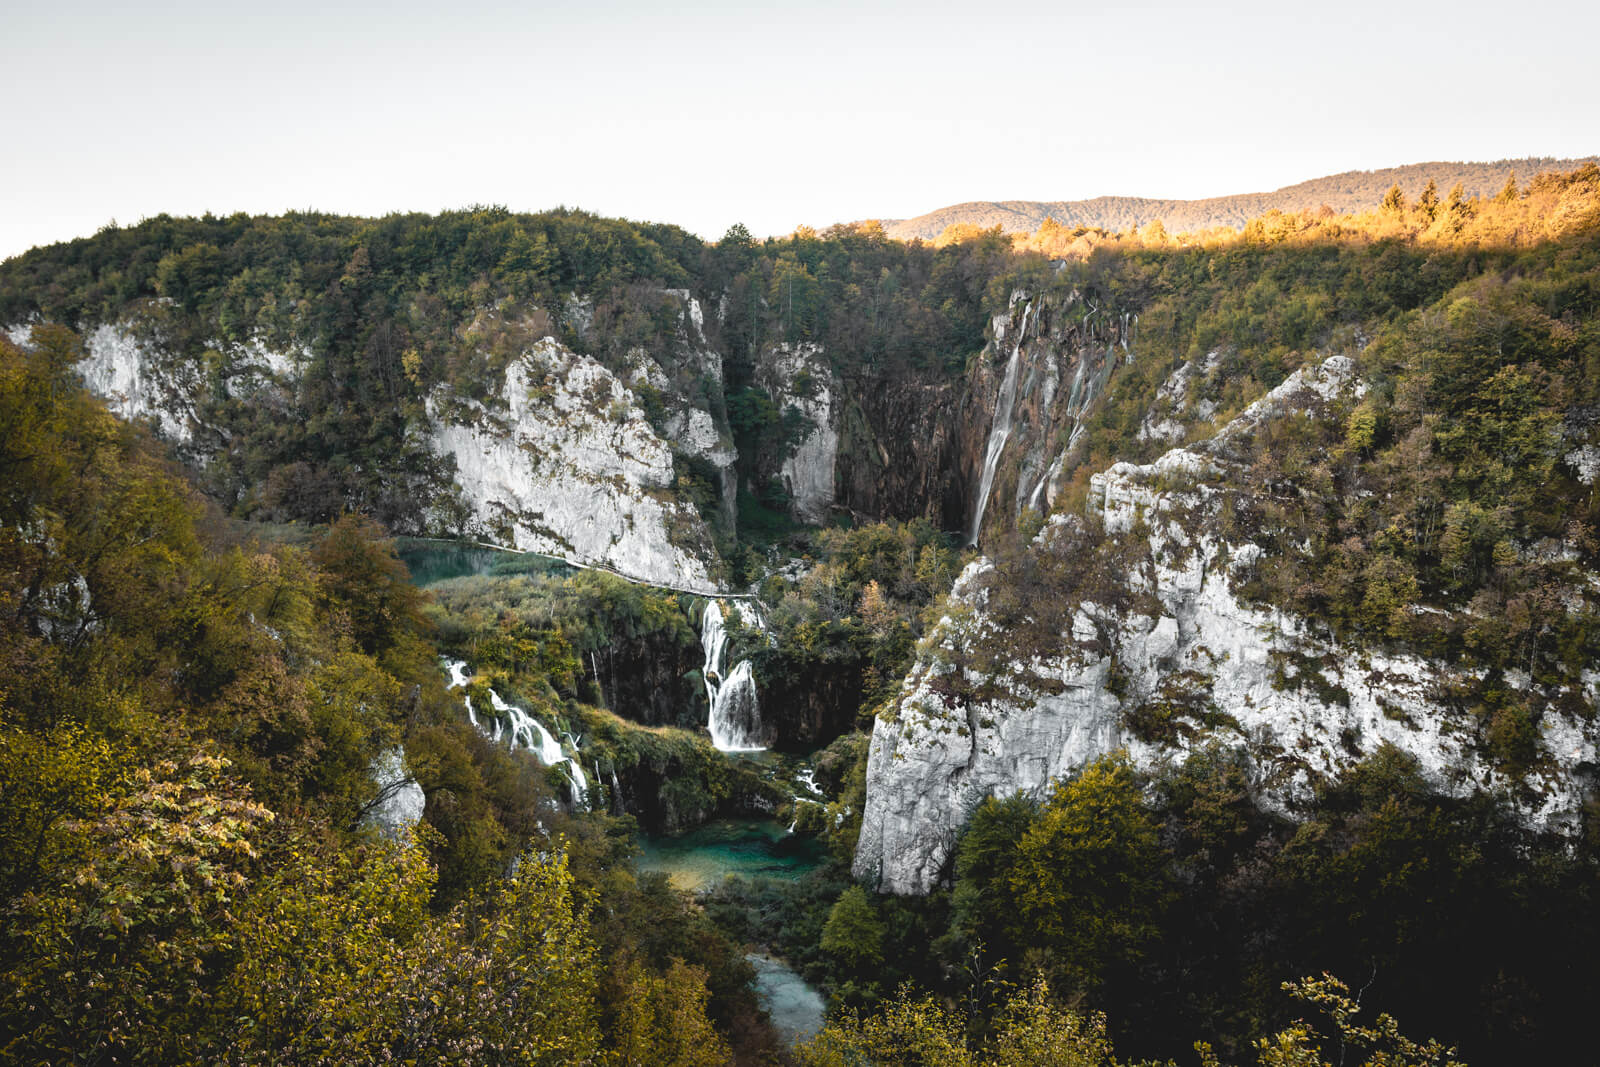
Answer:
445 659 589 805
700 602 766 751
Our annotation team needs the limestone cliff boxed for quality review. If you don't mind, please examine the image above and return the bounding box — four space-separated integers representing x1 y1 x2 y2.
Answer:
8 317 310 456
834 369 966 530
8 305 737 591
961 288 1136 546
427 337 724 591
756 342 839 525
774 286 1138 537
854 353 1600 894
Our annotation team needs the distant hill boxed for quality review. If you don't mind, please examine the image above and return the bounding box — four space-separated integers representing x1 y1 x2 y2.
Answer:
877 157 1598 241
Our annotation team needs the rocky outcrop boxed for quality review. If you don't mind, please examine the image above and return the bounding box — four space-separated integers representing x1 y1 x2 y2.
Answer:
757 342 839 524
609 747 786 835
37 319 311 451
787 288 1137 538
427 337 724 591
16 304 739 590
835 371 967 530
854 353 1600 894
637 290 741 530
756 653 868 752
363 747 426 838
585 630 706 731
77 323 203 445
960 288 1137 546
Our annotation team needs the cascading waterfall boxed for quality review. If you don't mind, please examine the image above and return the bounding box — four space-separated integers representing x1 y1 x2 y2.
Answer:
1023 307 1138 515
700 601 766 751
968 300 1031 545
786 767 824 834
444 659 588 805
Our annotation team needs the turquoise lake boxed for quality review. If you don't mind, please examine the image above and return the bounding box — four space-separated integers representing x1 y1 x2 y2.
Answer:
636 818 827 891
395 539 573 587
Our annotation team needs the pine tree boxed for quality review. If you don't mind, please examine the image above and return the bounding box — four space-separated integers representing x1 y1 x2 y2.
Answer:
1417 179 1440 222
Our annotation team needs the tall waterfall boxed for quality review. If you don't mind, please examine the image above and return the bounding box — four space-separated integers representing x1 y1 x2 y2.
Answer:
968 301 1031 545
700 602 766 751
444 659 588 805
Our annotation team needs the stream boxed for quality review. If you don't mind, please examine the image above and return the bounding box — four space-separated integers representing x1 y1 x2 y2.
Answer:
637 818 829 1044
747 952 826 1045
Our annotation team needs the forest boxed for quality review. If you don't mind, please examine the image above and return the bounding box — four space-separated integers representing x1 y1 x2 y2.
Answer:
881 156 1598 241
2 164 1600 1064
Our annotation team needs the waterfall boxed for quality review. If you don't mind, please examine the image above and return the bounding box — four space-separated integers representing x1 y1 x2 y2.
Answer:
444 659 589 805
490 688 564 763
565 759 589 805
700 602 767 751
969 301 1031 545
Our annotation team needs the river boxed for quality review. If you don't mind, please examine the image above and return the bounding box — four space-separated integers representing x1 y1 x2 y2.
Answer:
636 819 829 1045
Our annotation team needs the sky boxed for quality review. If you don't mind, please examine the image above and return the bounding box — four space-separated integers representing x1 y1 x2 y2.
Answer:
4 0 1597 260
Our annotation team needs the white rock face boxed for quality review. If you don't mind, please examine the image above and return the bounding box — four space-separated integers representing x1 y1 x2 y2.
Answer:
79 323 201 443
761 342 838 524
970 288 1138 532
427 337 723 592
640 292 739 529
855 353 1600 895
1138 352 1215 444
364 747 426 838
232 334 310 383
26 319 306 449
1567 445 1600 486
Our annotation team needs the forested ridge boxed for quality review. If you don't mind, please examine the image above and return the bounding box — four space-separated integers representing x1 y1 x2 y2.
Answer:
3 165 1600 1064
880 155 1598 241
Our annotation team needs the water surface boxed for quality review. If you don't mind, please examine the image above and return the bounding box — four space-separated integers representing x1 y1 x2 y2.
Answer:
636 819 825 891
396 539 573 587
747 952 825 1046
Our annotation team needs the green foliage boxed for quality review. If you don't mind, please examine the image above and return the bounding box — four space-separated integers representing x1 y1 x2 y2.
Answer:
754 520 962 746
1008 755 1171 994
1197 975 1465 1067
799 979 1123 1067
801 973 1461 1067
821 884 887 972
839 741 1588 1062
2 751 274 1063
801 986 970 1067
310 512 432 660
951 791 1037 954
220 844 602 1065
0 337 771 1063
610 957 733 1067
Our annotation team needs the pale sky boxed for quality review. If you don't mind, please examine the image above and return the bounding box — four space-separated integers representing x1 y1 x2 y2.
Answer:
4 0 1597 260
